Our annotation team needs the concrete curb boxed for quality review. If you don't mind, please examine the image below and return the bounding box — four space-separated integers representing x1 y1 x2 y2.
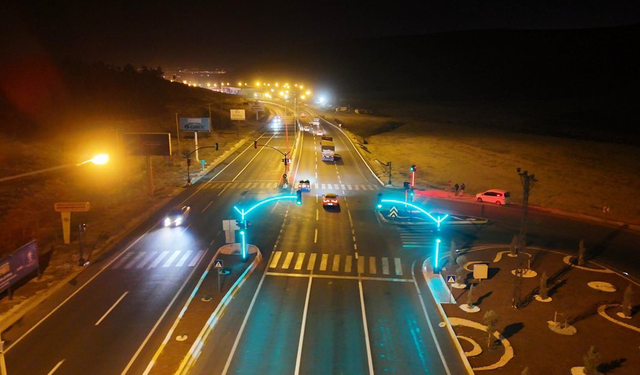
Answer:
421 259 476 375
175 248 262 375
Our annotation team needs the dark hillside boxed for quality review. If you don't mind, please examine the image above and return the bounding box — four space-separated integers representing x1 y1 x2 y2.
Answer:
0 60 233 139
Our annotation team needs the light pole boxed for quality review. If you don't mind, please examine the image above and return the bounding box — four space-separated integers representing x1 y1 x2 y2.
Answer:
0 154 109 183
512 167 537 308
0 340 7 375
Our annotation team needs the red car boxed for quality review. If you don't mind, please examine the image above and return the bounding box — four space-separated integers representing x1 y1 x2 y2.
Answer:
322 193 339 207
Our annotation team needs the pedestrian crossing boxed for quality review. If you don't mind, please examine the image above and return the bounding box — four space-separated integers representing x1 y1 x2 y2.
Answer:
267 251 405 277
110 250 205 270
397 226 437 249
203 181 380 191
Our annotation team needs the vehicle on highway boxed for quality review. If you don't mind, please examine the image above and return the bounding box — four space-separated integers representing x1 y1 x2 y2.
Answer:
164 206 191 226
316 129 324 136
322 193 339 207
321 139 335 162
303 125 310 132
312 117 320 126
300 112 307 118
298 179 311 192
476 189 511 205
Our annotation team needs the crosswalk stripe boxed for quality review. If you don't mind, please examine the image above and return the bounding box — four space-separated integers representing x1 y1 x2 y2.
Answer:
357 256 365 273
149 251 169 268
345 255 353 272
320 254 329 271
332 255 340 272
315 183 320 189
188 250 205 267
251 182 259 189
282 252 294 269
224 183 233 189
308 253 317 270
369 257 377 274
347 185 353 190
113 252 134 269
163 251 181 267
137 252 158 268
394 258 403 276
382 257 390 275
341 184 346 190
125 252 146 269
270 251 282 268
294 253 306 270
355 185 361 190
175 251 192 267
321 184 326 189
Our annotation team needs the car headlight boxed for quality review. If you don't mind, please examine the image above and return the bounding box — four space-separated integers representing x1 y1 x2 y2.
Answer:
164 218 171 226
175 217 183 225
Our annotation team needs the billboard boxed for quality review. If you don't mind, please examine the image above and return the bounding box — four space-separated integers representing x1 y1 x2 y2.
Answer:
179 117 211 132
122 133 172 156
0 240 39 294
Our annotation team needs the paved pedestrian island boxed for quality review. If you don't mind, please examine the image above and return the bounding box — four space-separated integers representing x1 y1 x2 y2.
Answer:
266 251 408 279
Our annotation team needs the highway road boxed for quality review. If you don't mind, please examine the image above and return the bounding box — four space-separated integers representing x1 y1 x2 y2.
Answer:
1 108 301 375
191 112 469 375
4 102 639 375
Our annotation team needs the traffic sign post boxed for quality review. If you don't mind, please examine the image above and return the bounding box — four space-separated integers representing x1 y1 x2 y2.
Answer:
446 275 456 303
54 202 90 245
214 259 224 292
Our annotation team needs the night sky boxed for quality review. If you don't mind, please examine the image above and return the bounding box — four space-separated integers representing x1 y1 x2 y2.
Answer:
2 0 640 70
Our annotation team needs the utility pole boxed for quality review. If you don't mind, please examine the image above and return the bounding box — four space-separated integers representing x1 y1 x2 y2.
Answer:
512 167 537 308
0 340 7 375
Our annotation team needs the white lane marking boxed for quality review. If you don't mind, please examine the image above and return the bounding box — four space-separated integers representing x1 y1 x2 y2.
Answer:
265 272 413 282
282 252 294 269
369 257 377 275
314 228 318 243
162 251 181 267
4 227 148 353
221 252 272 375
358 279 375 375
149 251 169 268
124 252 147 269
188 250 205 267
382 257 390 275
201 201 213 213
332 255 340 272
411 261 453 375
136 252 157 269
395 258 403 276
316 209 319 221
348 210 354 227
321 183 326 189
357 256 365 274
95 291 129 326
112 252 134 269
270 251 282 268
307 253 317 271
319 254 329 271
175 251 192 267
294 253 306 270
47 360 65 375
294 276 314 375
345 256 353 273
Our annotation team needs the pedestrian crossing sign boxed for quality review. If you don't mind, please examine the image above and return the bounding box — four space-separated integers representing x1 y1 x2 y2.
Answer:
446 275 456 283
214 260 224 269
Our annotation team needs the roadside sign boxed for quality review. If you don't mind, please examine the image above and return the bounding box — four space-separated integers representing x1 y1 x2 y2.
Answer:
446 275 456 283
230 109 246 120
251 101 264 111
473 263 489 280
388 206 399 218
179 117 211 132
54 202 90 212
214 259 224 269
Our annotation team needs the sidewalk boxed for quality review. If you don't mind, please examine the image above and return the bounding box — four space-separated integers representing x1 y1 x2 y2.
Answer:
147 243 261 375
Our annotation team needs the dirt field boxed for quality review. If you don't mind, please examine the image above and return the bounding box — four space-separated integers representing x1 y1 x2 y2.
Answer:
323 107 640 225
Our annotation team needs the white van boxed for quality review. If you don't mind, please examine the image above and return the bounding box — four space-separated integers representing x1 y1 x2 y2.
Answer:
475 190 511 205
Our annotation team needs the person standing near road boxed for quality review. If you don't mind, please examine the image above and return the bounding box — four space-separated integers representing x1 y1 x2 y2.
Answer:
454 183 459 196
460 183 466 196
